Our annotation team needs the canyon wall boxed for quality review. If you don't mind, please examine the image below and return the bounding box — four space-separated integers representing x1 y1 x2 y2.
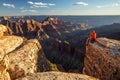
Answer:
84 38 120 80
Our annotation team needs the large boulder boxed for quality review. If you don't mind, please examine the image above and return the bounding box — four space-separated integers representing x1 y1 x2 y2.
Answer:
84 38 120 80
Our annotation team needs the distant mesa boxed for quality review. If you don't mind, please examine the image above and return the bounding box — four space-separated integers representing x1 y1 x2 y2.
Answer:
0 16 92 39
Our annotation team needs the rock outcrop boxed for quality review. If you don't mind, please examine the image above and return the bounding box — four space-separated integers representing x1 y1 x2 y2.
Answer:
17 71 98 80
0 37 59 79
0 37 41 80
0 36 59 80
6 39 41 80
84 38 120 80
0 36 23 61
0 36 23 79
0 26 58 80
0 24 23 80
0 58 11 80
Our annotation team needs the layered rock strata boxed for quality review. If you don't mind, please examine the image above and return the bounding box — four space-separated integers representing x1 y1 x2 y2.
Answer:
84 38 120 80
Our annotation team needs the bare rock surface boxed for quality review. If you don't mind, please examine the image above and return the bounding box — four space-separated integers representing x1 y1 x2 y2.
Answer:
0 24 7 36
0 36 60 80
0 34 23 80
0 33 60 80
0 36 23 61
84 37 120 80
0 58 11 80
16 71 98 80
7 39 41 80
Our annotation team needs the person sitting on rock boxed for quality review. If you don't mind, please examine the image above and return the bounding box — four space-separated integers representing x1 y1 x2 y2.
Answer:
90 30 97 43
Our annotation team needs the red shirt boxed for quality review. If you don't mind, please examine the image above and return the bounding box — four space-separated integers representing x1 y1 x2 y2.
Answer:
91 32 96 39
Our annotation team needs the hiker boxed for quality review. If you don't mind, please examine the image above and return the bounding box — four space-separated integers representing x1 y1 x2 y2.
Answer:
90 30 96 43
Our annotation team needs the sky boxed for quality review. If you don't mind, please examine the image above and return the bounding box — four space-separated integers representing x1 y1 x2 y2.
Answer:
0 0 120 16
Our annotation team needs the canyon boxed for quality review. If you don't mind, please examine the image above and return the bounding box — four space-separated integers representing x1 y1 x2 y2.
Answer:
0 16 120 80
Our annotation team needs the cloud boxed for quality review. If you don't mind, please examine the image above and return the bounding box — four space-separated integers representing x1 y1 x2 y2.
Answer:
32 4 48 8
27 1 34 4
21 10 37 13
27 1 55 8
112 3 120 7
96 5 106 8
3 3 15 8
74 2 88 6
97 3 120 8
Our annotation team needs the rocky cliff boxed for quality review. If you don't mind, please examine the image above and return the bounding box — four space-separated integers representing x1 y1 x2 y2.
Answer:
0 24 98 80
0 37 98 80
0 37 52 80
84 38 120 80
49 39 84 72
0 24 58 80
17 71 98 80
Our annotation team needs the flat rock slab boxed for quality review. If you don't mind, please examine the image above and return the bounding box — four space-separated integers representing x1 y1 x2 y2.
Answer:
16 71 98 80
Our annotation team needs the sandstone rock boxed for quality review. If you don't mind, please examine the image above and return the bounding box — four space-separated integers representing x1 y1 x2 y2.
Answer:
4 38 57 80
84 38 120 80
0 33 23 80
16 71 98 80
0 36 23 61
0 24 7 36
6 39 41 80
0 57 11 80
0 35 60 80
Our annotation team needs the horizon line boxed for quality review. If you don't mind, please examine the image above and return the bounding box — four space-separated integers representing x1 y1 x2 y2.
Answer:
1 14 120 17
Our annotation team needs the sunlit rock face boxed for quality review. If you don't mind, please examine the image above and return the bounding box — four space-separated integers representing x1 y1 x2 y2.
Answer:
84 38 120 80
16 71 98 80
0 35 23 80
0 36 23 61
0 35 55 80
0 24 7 36
7 39 41 80
0 58 11 80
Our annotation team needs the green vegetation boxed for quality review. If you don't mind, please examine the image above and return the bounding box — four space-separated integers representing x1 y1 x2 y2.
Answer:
48 61 59 71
